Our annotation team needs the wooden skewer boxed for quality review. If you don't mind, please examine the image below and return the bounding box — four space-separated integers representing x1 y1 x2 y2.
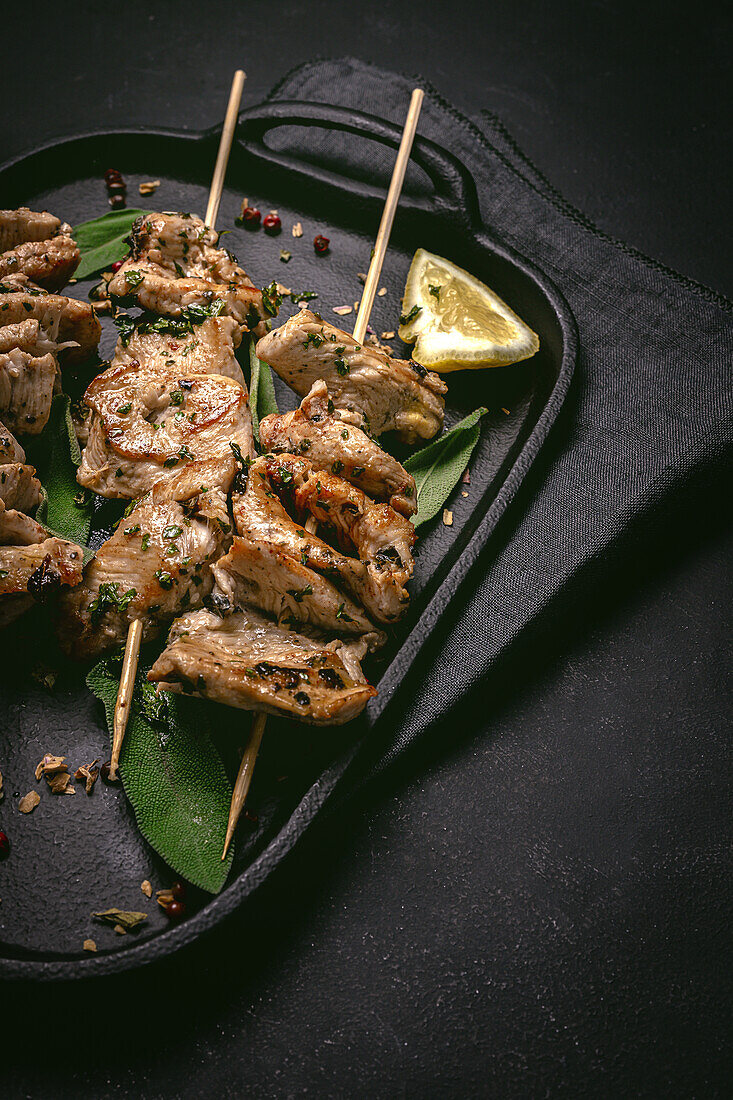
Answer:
221 87 425 857
205 69 247 230
108 70 247 783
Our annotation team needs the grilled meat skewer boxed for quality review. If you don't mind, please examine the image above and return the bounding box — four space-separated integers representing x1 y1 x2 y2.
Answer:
256 307 446 443
0 208 67 252
148 607 376 725
0 463 41 512
232 454 414 624
259 379 417 517
0 235 80 291
0 274 100 366
57 487 231 660
0 499 84 629
108 212 267 332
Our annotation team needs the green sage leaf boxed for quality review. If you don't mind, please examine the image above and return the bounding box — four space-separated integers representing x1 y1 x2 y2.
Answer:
73 209 150 280
404 407 487 528
87 655 235 893
248 337 279 444
27 394 94 559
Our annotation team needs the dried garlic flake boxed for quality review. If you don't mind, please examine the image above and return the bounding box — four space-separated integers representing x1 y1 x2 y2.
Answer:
141 880 153 898
138 180 161 196
19 790 40 813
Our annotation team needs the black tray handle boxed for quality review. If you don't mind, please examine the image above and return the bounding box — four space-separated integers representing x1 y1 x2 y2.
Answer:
235 100 480 228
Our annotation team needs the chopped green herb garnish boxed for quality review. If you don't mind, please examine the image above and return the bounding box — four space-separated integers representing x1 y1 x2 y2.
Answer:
154 570 174 589
89 582 137 624
261 280 283 317
162 525 183 539
302 332 324 350
400 304 422 325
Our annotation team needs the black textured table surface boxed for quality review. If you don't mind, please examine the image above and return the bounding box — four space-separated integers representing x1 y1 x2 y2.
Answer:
1 2 730 1096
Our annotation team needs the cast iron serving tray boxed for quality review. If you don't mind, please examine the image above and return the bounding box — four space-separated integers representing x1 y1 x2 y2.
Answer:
0 100 576 979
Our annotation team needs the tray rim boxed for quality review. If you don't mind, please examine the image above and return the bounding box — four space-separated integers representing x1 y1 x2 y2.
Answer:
0 109 577 981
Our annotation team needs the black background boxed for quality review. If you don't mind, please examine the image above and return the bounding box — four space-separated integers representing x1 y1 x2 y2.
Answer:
1 2 731 1096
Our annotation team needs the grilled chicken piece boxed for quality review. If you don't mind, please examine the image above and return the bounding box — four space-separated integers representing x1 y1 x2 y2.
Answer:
0 340 57 436
268 454 414 619
0 500 84 629
0 423 26 462
213 536 382 643
232 455 410 624
260 380 417 516
148 607 376 725
0 208 63 252
0 276 100 365
57 492 228 660
78 363 252 499
0 463 41 511
256 308 446 443
112 314 245 385
0 235 80 291
108 212 266 330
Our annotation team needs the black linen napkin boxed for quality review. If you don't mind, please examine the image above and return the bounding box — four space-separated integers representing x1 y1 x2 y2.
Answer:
266 58 732 783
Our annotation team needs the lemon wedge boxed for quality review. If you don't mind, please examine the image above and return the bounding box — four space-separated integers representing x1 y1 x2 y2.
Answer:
398 248 540 371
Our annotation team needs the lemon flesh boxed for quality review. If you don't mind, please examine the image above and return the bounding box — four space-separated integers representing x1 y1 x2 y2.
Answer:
398 249 540 372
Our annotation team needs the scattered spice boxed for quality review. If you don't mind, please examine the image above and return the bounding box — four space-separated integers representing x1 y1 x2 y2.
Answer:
461 491 469 498
443 509 454 527
138 179 161 196
314 234 330 254
104 167 126 209
19 791 40 814
381 330 395 340
357 272 367 284
47 772 75 796
263 213 281 234
93 908 148 932
291 221 303 238
100 761 120 785
236 199 261 228
461 468 471 484
501 407 510 415
279 250 292 263
333 305 352 316
83 939 97 952
156 887 186 919
140 879 153 898
378 287 387 297
75 759 100 795
35 753 66 781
